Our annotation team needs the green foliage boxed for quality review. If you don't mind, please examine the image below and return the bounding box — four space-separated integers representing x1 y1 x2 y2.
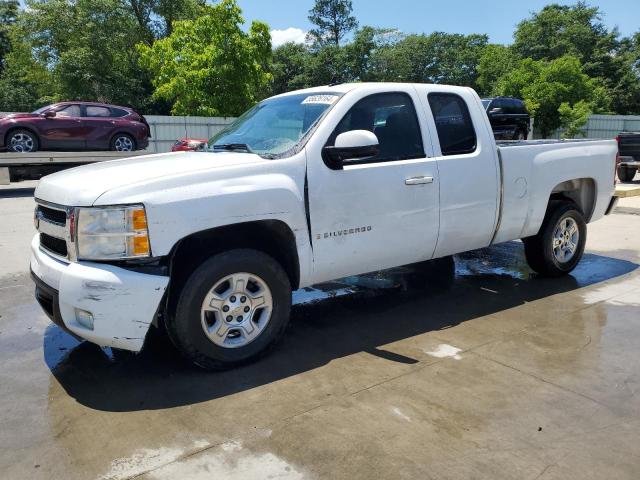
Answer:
138 0 272 116
512 2 640 115
496 55 609 137
16 0 151 108
0 0 18 73
477 44 520 96
271 42 311 94
308 0 357 46
558 100 591 138
367 32 488 88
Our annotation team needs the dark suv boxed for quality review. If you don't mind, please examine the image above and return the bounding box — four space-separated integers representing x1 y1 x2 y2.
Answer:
482 97 530 140
0 102 150 153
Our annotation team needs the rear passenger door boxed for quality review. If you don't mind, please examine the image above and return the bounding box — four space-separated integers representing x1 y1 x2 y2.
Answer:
81 105 114 149
417 89 499 257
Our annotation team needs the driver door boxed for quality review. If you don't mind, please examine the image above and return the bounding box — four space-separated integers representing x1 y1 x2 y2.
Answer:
306 89 440 284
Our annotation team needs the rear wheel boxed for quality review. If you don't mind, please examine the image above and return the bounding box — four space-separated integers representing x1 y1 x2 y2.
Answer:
618 165 636 182
523 201 587 277
110 133 135 152
7 129 39 153
168 249 292 370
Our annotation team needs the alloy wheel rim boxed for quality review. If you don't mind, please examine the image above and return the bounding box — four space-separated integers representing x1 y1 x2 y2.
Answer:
552 217 579 263
200 272 273 348
10 133 34 152
114 136 133 151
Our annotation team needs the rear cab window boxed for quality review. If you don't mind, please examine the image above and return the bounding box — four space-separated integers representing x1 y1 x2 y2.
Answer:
427 93 477 156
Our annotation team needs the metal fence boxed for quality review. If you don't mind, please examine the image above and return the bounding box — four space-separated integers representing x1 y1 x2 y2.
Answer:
543 114 640 140
144 115 236 152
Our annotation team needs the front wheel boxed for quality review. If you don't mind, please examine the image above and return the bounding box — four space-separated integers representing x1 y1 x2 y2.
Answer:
168 249 292 370
523 201 587 277
7 129 39 152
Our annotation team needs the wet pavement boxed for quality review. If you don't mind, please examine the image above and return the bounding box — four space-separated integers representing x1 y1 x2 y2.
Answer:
1 186 639 479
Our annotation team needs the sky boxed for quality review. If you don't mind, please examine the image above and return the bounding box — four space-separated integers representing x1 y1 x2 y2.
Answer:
231 0 640 47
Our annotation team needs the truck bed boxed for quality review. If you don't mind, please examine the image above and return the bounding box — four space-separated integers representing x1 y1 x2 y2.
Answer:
492 138 617 245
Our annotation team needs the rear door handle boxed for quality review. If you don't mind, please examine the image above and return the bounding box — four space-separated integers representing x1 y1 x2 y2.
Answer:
405 176 433 185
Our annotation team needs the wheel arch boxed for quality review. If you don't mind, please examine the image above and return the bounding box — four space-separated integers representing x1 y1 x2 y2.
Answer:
549 177 596 221
164 219 300 324
4 125 40 146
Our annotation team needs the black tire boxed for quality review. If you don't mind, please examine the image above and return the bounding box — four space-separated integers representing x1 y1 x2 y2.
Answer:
523 201 587 277
168 249 292 370
6 129 39 153
110 133 136 152
617 166 636 182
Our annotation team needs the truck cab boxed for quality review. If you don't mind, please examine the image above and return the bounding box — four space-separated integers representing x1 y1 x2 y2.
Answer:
30 83 618 369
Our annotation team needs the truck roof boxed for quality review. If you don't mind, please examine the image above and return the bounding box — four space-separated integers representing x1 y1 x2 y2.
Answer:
272 82 475 99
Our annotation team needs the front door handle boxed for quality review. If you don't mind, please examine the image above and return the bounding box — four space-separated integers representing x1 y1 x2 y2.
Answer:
405 176 434 185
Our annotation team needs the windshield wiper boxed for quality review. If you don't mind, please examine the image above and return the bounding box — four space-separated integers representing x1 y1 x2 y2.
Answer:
212 143 254 153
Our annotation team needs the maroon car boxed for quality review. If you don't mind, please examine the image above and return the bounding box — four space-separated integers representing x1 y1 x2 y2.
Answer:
0 102 150 153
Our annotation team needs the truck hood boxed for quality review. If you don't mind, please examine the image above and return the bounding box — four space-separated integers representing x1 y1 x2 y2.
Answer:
35 151 268 206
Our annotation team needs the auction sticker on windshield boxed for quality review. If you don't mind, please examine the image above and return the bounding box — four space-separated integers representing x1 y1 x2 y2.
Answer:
302 95 339 105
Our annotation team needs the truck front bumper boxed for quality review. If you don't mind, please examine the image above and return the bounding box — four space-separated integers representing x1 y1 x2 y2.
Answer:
30 234 169 352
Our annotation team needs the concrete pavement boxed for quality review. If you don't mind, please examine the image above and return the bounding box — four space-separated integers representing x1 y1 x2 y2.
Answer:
0 183 639 479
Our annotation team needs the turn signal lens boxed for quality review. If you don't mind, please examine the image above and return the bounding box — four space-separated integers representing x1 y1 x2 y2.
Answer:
132 208 147 230
132 235 150 256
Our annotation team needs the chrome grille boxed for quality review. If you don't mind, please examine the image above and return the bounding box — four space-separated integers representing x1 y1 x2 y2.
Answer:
35 201 73 261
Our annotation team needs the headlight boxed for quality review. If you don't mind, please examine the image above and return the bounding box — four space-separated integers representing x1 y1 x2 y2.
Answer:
76 205 150 260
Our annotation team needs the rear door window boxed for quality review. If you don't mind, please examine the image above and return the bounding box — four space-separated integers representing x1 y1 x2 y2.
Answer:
85 106 111 117
428 93 477 156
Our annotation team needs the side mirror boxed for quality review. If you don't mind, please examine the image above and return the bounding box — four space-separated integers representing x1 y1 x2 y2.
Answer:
488 107 503 115
42 110 56 118
322 130 379 170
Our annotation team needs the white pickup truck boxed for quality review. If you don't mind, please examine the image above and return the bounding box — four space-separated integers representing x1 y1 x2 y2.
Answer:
30 83 619 369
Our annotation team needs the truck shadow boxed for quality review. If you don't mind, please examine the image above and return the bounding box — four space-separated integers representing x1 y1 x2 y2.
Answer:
44 241 638 412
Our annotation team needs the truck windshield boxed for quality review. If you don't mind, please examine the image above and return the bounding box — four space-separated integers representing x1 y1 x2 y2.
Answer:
208 92 341 158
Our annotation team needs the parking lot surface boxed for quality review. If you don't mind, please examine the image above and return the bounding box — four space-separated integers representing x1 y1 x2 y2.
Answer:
1 182 639 479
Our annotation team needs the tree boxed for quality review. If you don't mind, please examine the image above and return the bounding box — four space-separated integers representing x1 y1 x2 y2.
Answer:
271 42 311 94
307 0 357 47
558 100 591 138
138 0 272 116
127 0 205 42
15 0 153 109
367 32 488 88
496 55 610 138
476 44 520 96
0 0 18 73
513 2 640 114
